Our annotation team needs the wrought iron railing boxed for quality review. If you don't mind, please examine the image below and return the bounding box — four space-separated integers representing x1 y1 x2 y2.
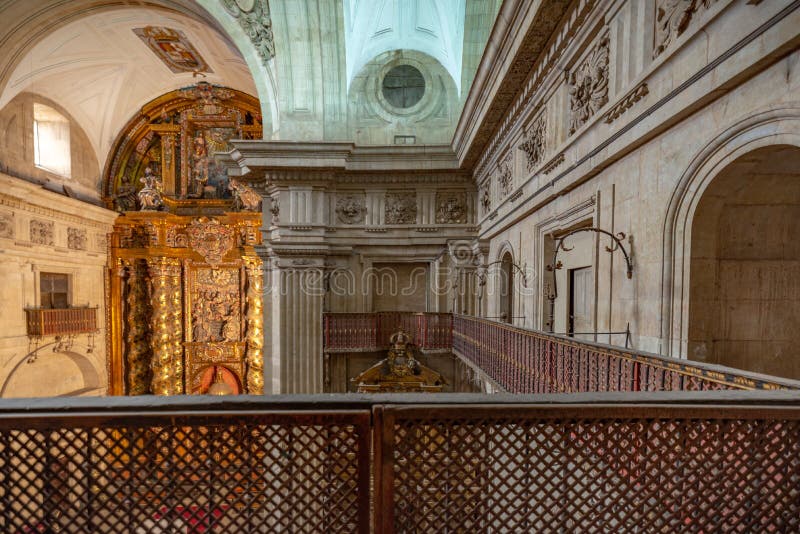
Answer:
0 394 798 533
323 312 452 352
24 307 98 337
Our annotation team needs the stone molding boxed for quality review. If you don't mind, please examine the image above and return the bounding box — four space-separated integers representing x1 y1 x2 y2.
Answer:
604 83 649 124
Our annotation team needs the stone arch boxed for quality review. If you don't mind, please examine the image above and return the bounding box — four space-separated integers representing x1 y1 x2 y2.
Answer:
660 104 800 358
0 0 277 139
1 348 102 397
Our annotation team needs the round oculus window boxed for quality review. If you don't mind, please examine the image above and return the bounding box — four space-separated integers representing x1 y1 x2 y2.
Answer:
381 65 425 109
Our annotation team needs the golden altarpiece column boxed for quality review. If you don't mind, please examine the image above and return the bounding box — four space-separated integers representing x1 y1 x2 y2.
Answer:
103 83 264 395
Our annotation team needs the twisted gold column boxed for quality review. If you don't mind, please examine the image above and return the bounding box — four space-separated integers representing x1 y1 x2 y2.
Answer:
124 259 152 395
244 257 264 394
148 257 183 395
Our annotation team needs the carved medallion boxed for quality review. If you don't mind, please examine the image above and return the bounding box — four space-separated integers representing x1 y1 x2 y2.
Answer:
0 212 13 238
336 194 366 224
519 115 546 171
435 192 467 224
30 220 54 246
133 26 211 74
67 228 87 250
179 82 234 116
186 217 235 266
568 36 610 135
385 192 417 224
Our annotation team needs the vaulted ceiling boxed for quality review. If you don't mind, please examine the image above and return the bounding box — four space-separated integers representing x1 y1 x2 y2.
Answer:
344 0 466 93
0 6 256 170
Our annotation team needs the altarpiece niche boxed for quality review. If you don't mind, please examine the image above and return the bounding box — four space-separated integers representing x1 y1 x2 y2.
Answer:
103 83 264 396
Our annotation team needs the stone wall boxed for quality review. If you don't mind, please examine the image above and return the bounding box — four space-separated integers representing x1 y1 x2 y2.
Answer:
0 93 101 202
468 0 800 374
0 172 117 397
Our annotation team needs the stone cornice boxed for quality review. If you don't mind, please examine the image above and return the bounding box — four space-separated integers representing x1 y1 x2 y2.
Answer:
225 141 461 177
0 173 118 228
451 0 574 170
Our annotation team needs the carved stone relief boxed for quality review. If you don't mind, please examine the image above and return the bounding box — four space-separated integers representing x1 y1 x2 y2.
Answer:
568 36 610 135
336 194 366 224
435 192 467 224
186 217 235 266
385 192 417 224
480 183 491 215
654 0 717 58
221 0 275 65
67 228 87 251
30 220 54 245
497 155 513 198
519 115 547 171
0 212 13 238
269 196 280 222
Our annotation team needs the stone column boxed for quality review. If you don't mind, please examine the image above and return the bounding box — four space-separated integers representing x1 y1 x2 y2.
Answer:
123 259 152 395
147 257 183 395
244 256 264 394
271 256 325 393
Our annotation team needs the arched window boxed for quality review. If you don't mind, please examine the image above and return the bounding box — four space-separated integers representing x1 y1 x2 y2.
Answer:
499 252 514 323
33 103 71 178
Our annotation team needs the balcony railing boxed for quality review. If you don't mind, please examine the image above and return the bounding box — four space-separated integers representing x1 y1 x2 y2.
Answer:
323 312 452 352
0 394 797 533
452 314 800 392
323 313 800 392
24 307 98 337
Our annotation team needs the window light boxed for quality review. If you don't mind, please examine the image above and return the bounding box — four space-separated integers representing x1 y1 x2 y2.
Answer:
33 103 71 178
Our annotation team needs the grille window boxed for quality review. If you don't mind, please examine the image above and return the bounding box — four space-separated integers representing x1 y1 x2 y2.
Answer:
40 272 69 309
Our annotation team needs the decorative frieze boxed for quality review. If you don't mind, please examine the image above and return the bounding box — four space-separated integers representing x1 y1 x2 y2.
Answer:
568 36 610 135
435 192 467 224
519 115 547 171
30 220 54 245
385 192 417 224
0 212 13 238
654 0 717 58
335 194 366 224
67 228 87 250
605 83 649 124
497 155 513 198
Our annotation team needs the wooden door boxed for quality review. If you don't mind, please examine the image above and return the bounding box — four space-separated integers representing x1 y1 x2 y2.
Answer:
569 267 593 340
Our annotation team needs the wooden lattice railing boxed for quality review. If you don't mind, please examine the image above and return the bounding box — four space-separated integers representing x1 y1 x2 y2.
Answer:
452 314 800 392
0 394 798 533
323 313 800 392
323 312 452 351
24 307 98 337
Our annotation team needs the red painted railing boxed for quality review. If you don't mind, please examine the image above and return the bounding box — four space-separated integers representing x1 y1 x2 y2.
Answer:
452 314 800 392
323 312 452 351
25 307 98 337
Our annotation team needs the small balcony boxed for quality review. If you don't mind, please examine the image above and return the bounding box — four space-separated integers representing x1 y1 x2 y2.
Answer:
24 306 98 337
